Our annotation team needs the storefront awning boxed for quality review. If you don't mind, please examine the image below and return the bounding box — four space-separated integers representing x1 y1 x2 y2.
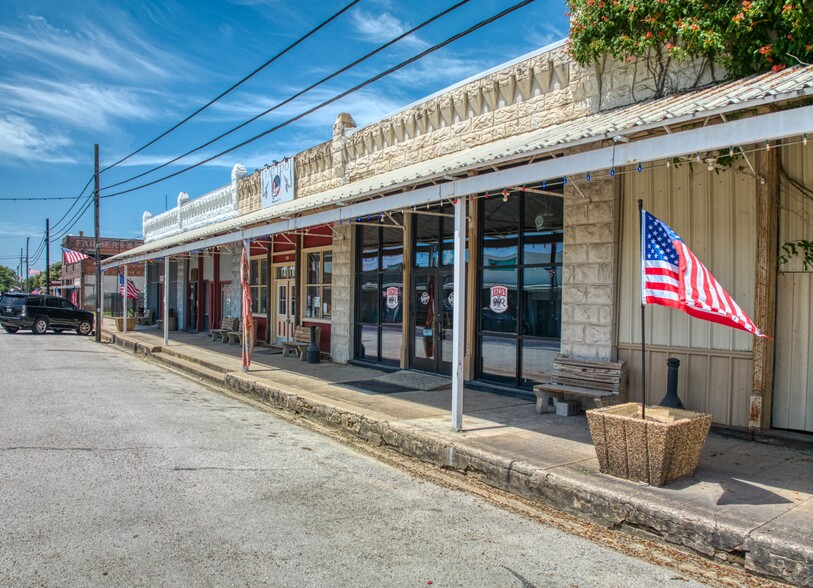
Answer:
103 66 813 270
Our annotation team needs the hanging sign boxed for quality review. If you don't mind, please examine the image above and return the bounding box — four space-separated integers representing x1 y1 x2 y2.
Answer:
386 287 400 309
420 291 431 305
261 159 295 209
489 286 508 314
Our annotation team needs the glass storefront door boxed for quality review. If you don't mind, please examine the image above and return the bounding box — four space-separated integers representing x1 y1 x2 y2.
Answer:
411 271 453 374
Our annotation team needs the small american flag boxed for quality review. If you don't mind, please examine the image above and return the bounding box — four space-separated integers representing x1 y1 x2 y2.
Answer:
642 209 766 338
63 248 90 264
28 268 42 276
119 274 141 299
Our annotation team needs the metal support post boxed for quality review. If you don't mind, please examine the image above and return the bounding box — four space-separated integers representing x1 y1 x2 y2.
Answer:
45 219 50 295
451 197 466 432
163 256 169 346
94 144 101 343
123 265 128 333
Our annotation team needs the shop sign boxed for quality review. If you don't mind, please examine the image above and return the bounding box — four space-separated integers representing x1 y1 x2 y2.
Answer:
420 291 431 305
489 286 508 314
447 291 454 306
386 287 400 309
261 159 295 209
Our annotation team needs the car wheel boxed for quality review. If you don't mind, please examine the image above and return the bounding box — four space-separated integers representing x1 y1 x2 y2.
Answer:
76 320 92 336
33 317 49 334
2 325 19 334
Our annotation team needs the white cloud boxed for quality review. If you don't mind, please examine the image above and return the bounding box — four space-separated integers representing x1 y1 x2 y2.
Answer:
0 116 75 163
0 79 156 130
0 220 43 238
0 15 182 81
350 10 427 49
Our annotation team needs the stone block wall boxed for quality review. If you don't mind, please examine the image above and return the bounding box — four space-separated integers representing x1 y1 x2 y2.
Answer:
561 177 618 361
330 224 354 363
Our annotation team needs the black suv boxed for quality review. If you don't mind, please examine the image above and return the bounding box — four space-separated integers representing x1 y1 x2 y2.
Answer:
0 293 94 335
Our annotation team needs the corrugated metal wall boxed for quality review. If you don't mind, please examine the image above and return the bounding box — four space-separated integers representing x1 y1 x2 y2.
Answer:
617 160 757 427
774 141 813 432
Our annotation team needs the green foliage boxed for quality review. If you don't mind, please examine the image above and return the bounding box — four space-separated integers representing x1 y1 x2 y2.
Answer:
567 0 813 87
0 265 16 293
778 239 813 271
28 262 63 291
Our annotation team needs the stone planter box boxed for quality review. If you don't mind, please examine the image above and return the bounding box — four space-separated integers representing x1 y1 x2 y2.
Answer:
114 317 138 332
586 402 711 487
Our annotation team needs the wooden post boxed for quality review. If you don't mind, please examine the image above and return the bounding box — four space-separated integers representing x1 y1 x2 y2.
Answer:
94 144 101 342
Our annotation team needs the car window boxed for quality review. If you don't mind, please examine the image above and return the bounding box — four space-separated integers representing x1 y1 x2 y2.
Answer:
59 298 74 309
46 297 61 307
0 295 25 308
25 297 42 307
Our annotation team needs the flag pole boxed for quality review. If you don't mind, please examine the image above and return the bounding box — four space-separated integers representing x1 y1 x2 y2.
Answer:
638 199 646 420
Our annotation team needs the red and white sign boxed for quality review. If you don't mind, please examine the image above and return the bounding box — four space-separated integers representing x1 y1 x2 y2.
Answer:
385 287 400 309
489 286 508 314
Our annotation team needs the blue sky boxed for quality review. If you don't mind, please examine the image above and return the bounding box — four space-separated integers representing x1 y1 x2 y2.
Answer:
0 0 569 272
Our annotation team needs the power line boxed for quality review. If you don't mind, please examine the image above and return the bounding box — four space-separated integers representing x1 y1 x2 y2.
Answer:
100 0 535 199
51 175 94 233
101 0 472 191
0 196 85 201
100 0 363 173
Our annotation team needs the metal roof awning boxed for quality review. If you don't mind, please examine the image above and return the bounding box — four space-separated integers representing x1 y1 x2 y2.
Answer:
103 66 813 270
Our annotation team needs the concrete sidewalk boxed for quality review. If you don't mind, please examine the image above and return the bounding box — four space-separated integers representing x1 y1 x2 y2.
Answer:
101 321 812 586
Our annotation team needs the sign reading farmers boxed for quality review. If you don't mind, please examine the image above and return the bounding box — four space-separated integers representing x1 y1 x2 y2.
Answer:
386 287 400 309
489 286 508 314
261 159 295 209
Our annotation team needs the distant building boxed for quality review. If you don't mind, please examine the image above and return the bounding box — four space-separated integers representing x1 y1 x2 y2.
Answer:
60 232 144 310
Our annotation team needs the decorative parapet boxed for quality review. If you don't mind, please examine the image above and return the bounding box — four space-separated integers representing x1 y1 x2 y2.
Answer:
235 40 721 208
142 164 245 242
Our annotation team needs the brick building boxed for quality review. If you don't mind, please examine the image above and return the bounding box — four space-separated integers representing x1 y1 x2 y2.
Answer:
60 232 145 311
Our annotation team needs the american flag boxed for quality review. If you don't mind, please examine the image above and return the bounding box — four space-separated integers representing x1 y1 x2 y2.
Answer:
119 274 141 299
28 268 42 276
63 248 90 264
642 209 766 338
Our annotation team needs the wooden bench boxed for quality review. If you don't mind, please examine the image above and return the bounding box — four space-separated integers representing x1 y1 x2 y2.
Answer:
533 355 627 414
136 309 153 326
211 317 239 343
281 325 320 361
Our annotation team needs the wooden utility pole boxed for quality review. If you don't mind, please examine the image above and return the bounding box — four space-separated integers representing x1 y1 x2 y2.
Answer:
25 237 29 293
45 219 50 295
94 144 101 342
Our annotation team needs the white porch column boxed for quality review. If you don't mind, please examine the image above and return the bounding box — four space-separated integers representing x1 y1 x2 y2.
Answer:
163 256 169 346
123 265 128 333
451 198 466 432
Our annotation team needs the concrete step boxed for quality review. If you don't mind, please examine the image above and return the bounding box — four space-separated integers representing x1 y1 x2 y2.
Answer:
159 345 233 374
150 351 227 385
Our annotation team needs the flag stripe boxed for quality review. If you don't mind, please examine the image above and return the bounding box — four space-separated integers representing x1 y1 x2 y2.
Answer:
62 248 90 264
642 210 766 338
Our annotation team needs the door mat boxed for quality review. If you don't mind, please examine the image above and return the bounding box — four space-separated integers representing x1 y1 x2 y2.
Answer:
339 380 416 394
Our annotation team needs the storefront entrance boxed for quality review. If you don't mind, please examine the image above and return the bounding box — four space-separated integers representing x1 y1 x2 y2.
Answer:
273 263 296 343
411 270 454 374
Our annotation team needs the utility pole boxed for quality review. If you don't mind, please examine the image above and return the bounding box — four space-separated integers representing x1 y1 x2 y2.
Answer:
45 219 50 295
19 249 23 290
94 144 101 342
25 237 29 293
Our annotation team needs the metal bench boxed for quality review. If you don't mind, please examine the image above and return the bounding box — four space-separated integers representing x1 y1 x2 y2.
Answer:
281 325 320 361
533 355 627 414
211 317 239 343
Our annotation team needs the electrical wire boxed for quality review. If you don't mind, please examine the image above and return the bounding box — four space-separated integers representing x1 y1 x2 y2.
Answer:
51 175 94 233
100 0 536 199
100 0 362 173
101 0 472 191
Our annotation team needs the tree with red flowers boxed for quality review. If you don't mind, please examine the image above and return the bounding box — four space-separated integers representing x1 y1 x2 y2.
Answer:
567 0 812 95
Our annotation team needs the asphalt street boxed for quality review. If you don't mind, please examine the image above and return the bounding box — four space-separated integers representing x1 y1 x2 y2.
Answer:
0 330 709 587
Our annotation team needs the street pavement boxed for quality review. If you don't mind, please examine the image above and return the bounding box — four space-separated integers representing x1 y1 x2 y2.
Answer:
98 321 813 587
0 330 716 587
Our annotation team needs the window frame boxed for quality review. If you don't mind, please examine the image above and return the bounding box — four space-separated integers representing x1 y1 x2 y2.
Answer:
249 255 269 317
301 245 332 322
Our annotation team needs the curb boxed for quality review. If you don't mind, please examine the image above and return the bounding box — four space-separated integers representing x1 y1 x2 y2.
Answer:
107 333 813 586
